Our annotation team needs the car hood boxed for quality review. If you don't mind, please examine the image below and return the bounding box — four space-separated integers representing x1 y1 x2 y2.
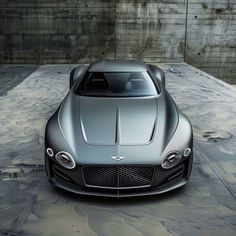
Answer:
57 92 179 165
79 96 157 145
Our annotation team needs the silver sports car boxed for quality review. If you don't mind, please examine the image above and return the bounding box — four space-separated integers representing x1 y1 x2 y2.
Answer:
45 59 193 197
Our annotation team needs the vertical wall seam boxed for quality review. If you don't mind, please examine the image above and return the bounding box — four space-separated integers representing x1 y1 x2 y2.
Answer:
37 0 41 64
184 0 189 62
114 0 117 59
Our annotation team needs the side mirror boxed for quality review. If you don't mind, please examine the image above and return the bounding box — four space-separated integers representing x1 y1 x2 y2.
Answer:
69 68 77 89
69 64 88 89
148 64 165 88
154 67 165 88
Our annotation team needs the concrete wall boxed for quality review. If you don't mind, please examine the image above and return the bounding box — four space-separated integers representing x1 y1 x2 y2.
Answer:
0 0 116 63
116 0 186 62
186 0 236 83
0 0 235 82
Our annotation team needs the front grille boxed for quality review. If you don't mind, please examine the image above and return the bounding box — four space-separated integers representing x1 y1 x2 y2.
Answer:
82 166 154 189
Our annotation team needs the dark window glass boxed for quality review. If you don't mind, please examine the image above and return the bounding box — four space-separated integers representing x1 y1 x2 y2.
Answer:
77 72 158 97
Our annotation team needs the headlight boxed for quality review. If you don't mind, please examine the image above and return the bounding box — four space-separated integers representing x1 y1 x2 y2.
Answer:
161 151 182 169
55 151 76 169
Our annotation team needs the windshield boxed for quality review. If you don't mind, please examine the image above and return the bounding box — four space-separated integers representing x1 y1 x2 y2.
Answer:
77 72 158 97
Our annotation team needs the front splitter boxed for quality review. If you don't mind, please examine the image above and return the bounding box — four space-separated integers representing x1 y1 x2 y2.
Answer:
51 176 187 198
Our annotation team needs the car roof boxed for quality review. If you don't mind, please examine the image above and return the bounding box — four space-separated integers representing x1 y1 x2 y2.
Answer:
88 59 149 72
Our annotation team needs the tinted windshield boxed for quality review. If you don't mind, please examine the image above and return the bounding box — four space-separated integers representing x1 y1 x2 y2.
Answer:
77 72 158 97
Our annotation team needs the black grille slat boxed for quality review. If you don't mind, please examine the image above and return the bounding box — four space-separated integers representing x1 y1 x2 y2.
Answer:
53 166 72 183
82 166 154 189
160 166 185 186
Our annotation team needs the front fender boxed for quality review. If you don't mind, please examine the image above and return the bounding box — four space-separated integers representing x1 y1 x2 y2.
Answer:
161 111 193 158
45 108 76 159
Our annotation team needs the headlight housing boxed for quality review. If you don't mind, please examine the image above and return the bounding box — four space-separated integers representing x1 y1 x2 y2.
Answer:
161 151 182 169
55 151 76 169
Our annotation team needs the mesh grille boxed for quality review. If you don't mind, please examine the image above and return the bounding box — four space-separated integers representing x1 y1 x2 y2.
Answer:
82 166 154 189
83 166 117 188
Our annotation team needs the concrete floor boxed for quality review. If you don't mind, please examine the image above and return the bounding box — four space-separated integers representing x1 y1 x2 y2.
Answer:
0 64 236 236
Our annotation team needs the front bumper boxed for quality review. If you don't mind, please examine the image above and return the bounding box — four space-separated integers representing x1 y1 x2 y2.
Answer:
51 176 187 197
45 153 193 198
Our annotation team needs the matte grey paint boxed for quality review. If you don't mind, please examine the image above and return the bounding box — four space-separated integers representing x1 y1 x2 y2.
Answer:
88 59 148 72
45 59 193 196
79 96 157 145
